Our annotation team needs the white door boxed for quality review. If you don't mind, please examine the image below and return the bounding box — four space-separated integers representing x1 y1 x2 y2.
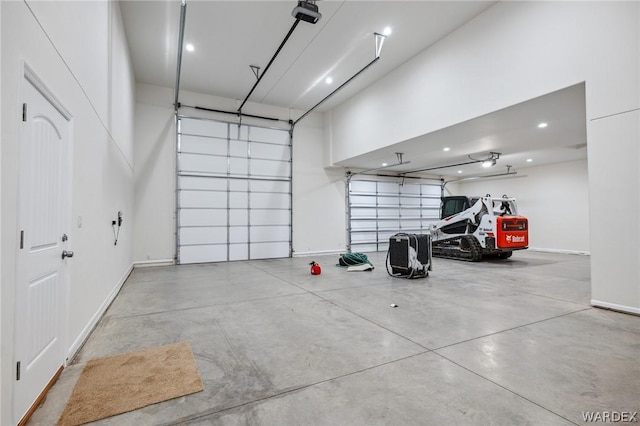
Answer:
14 72 72 423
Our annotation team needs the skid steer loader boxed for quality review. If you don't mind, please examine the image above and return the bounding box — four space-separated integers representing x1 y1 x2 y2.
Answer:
430 194 528 261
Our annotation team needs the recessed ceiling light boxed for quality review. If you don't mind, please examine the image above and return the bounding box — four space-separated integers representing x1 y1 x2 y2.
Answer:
457 170 463 174
382 163 388 167
538 122 548 128
185 43 194 52
443 147 450 152
526 158 533 162
325 76 333 84
383 26 392 36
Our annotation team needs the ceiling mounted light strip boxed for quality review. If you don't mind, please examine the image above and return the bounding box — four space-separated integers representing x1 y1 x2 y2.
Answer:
174 0 188 111
294 32 387 126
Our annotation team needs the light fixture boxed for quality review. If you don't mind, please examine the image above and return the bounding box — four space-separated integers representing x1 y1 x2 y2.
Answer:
185 43 194 52
468 151 500 168
382 163 388 167
325 76 333 84
375 32 387 58
292 0 322 24
538 122 548 128
443 147 450 152
526 158 533 162
457 170 463 174
383 26 392 36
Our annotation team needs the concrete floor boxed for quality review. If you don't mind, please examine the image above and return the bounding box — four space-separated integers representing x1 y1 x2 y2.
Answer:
29 251 639 425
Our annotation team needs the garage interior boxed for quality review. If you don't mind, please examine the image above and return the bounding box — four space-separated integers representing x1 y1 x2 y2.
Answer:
1 1 639 425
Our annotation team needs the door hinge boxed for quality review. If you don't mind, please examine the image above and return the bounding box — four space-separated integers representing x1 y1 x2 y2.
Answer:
22 103 27 122
20 230 24 249
16 361 21 381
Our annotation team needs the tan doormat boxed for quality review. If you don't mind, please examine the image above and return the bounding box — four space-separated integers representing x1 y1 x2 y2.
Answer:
57 342 204 426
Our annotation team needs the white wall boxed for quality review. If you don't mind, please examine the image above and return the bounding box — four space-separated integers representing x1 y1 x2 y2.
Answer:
133 83 347 264
326 2 639 314
133 84 176 263
0 2 135 424
458 160 590 254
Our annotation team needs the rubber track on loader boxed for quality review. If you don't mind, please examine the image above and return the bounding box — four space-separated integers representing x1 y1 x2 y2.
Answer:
432 234 483 261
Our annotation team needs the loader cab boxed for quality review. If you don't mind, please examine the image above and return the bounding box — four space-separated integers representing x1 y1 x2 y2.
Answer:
440 196 475 219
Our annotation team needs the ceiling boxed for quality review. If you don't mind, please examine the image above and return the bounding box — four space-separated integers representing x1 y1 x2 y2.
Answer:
119 1 588 177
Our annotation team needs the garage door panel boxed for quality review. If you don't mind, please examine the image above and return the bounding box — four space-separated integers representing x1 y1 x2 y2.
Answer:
179 209 227 227
180 245 227 263
229 140 248 158
229 244 248 261
180 227 227 245
229 179 248 191
350 220 376 230
180 153 227 174
229 227 248 243
179 176 227 191
351 232 374 243
423 198 441 208
350 208 374 218
421 185 440 196
378 220 400 230
230 157 248 175
250 226 289 243
378 182 398 194
350 180 376 193
401 220 422 229
229 211 248 226
378 196 399 206
400 184 421 195
251 142 290 161
250 242 289 259
249 127 289 145
180 190 227 208
250 159 290 178
401 197 421 206
181 118 227 138
229 192 248 208
350 195 376 206
378 208 400 218
401 208 422 218
180 135 227 156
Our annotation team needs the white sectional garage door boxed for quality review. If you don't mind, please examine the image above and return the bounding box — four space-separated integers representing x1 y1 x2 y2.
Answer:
177 117 291 264
347 178 441 252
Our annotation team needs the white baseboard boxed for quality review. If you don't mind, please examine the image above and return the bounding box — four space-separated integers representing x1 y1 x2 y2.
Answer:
293 249 344 258
528 247 590 256
591 300 640 316
65 264 133 363
133 258 175 267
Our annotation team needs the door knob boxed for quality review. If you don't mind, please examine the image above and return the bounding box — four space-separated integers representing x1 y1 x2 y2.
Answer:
62 250 74 259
